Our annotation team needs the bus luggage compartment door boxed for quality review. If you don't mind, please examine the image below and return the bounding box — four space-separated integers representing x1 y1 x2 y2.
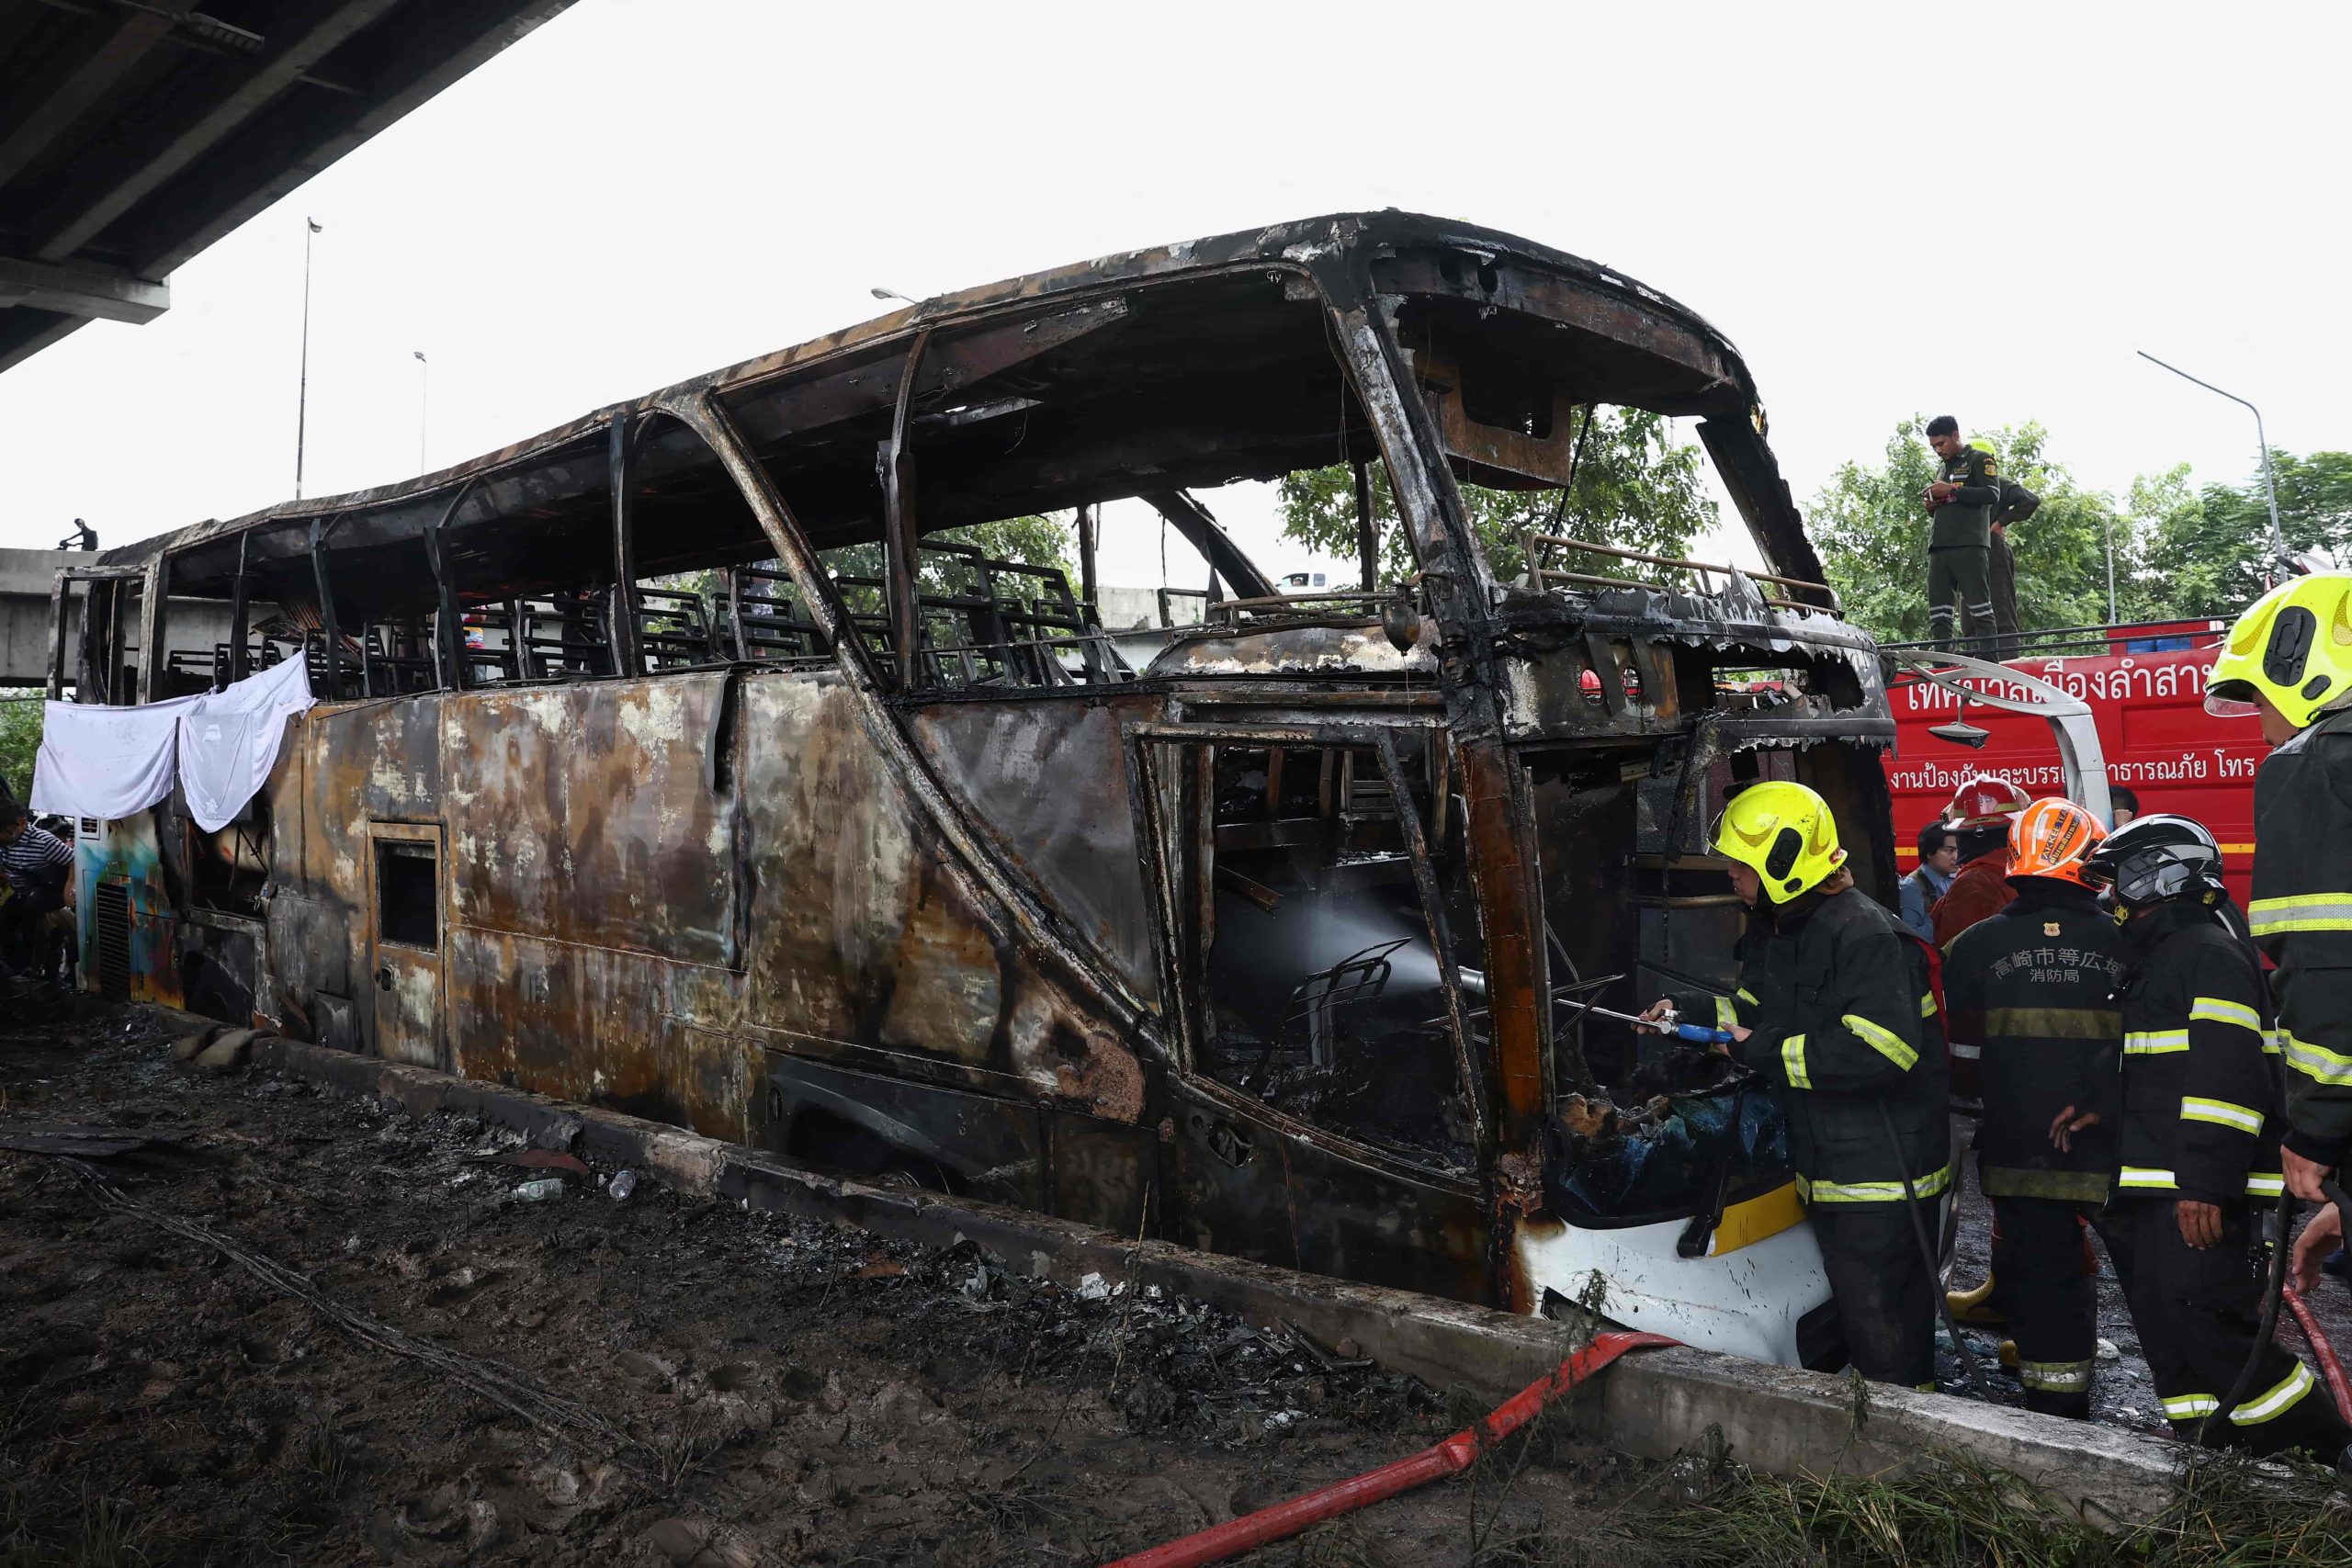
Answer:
367 823 447 1071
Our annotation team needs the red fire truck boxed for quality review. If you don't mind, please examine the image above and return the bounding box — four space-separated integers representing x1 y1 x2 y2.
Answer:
1884 623 2265 906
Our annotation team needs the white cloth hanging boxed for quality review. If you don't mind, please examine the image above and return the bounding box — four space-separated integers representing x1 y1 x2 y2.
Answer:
176 656 314 831
29 691 202 819
177 709 262 832
28 657 315 829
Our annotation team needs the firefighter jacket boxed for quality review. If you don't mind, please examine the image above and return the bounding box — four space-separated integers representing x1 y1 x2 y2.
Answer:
1943 879 2124 1202
2114 899 2287 1206
1684 882 1951 1207
2250 706 2352 1168
1931 852 2016 950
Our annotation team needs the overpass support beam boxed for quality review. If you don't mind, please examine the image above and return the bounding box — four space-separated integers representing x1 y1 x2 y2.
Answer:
0 256 169 326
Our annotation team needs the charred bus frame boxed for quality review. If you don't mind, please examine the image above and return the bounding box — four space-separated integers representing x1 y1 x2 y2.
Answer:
58 212 1901 1352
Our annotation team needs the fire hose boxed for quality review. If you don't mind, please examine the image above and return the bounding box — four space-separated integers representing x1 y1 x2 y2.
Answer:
2281 1285 2352 1427
1101 1329 1676 1568
2206 1180 2352 1440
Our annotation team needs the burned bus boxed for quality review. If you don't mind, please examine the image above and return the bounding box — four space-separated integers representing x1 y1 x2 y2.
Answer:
52 213 1905 1368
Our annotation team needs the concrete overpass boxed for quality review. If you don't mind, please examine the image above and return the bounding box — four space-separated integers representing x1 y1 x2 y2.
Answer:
0 0 576 376
1 546 254 689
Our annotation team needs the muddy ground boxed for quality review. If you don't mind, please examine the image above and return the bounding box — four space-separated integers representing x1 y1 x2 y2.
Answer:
8 1002 2352 1566
0 1002 1672 1567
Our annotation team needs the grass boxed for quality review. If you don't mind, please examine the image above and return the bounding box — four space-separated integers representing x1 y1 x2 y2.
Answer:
1254 1382 2352 1568
1567 1446 2352 1568
0 1491 159 1568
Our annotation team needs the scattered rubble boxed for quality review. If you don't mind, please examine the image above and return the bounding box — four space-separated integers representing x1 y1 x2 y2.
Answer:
0 1004 1631 1563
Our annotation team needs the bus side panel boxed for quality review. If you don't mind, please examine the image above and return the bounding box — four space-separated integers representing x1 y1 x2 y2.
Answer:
740 673 1146 1122
74 813 181 1008
441 676 738 968
908 696 1163 1008
288 696 445 1051
449 925 752 1139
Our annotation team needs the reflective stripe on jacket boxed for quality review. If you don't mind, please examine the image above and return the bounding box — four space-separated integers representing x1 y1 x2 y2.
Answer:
2251 707 2352 1168
2116 900 2286 1203
1715 886 1951 1203
1942 880 2124 1202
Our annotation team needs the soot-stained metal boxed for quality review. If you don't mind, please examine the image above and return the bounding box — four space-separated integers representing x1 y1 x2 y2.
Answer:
62 212 1898 1316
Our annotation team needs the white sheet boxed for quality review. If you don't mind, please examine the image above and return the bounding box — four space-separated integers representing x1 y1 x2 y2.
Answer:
177 709 261 832
177 656 314 831
29 691 203 820
28 657 316 829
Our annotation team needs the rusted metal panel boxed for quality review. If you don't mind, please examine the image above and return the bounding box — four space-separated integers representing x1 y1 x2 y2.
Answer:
737 672 1146 1123
1283 1132 1488 1298
368 821 445 1071
907 694 1162 1007
440 676 739 967
765 1054 1050 1208
1043 1108 1156 1236
450 927 752 1138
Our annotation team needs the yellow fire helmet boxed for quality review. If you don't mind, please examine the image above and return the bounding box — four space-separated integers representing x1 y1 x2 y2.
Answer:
2208 571 2352 729
1713 780 1847 903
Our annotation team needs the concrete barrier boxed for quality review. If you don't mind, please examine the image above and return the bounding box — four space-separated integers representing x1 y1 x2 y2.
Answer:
0 547 275 689
242 1029 2191 1524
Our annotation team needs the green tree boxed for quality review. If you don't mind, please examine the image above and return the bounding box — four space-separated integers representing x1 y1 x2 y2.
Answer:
2122 464 2211 618
1274 407 1716 587
2138 450 2352 619
1809 421 1943 641
1992 424 2132 632
1812 418 2135 643
0 693 40 803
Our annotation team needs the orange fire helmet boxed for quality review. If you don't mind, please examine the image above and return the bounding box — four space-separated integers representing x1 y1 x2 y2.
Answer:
1946 773 2032 830
2007 797 2106 886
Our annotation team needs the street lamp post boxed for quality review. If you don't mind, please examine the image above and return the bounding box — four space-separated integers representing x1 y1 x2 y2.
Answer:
413 350 428 473
2102 510 2118 626
295 217 322 499
2137 349 2289 569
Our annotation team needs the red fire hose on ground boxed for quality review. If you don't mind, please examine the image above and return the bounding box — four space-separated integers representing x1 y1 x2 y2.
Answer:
2281 1285 2352 1427
1102 1329 1676 1568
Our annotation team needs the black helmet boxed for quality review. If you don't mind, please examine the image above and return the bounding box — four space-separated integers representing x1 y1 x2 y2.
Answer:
2079 814 2227 911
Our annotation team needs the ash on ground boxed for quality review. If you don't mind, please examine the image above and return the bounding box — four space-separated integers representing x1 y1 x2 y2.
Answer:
0 1002 1641 1565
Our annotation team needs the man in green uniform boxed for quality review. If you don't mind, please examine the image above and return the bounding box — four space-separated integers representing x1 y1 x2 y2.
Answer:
1648 780 1951 1387
1989 475 2040 660
1924 414 2001 653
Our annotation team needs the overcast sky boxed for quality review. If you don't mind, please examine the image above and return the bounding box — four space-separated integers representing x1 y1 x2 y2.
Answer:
3 1 2345 592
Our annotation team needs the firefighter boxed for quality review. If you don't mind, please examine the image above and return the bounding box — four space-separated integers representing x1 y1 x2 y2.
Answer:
2203 573 2352 1287
2079 816 2347 1455
1932 774 2032 949
1941 798 2121 1416
1649 781 1951 1387
1937 773 2037 1325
